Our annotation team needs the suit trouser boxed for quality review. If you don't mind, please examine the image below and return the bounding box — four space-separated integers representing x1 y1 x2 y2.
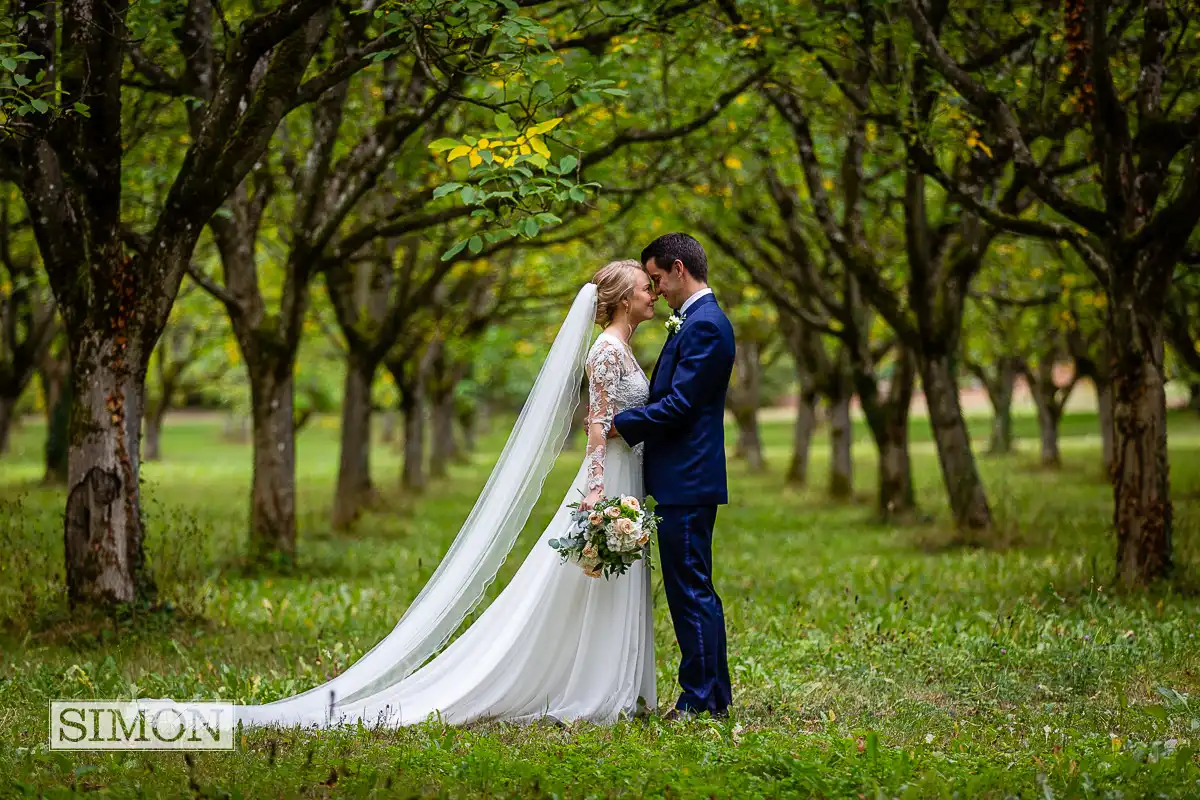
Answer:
656 504 731 714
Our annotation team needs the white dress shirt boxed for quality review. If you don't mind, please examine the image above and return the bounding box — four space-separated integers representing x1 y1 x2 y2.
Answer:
679 287 713 315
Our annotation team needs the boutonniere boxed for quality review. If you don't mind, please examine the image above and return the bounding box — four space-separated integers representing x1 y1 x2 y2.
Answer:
665 313 685 336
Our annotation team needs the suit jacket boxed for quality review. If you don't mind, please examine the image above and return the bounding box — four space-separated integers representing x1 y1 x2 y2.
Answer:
614 293 735 506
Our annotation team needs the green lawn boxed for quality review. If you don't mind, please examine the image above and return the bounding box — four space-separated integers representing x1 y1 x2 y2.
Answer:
1 410 1199 798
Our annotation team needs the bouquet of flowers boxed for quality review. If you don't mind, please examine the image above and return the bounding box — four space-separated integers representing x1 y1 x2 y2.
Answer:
549 494 659 579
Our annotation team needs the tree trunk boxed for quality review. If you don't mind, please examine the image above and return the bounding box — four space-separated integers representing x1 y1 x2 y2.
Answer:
827 393 853 499
143 403 166 462
729 339 766 473
1033 394 1062 468
1188 382 1200 414
332 353 378 530
63 335 155 608
380 411 398 444
786 390 817 486
734 407 766 473
43 363 70 486
855 348 917 522
986 358 1017 455
0 395 14 455
456 404 477 458
429 390 458 479
249 368 297 564
1110 303 1172 588
400 386 426 492
1097 379 1114 477
919 354 992 534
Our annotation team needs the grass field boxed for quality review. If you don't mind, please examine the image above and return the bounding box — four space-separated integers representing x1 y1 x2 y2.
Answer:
1 409 1199 798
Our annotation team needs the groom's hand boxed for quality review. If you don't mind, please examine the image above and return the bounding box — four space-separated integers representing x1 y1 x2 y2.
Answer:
607 422 623 440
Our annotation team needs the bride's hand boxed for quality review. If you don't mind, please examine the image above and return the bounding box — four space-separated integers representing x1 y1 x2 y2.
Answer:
579 489 603 510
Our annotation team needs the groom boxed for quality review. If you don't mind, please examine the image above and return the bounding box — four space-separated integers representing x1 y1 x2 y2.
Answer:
613 232 736 719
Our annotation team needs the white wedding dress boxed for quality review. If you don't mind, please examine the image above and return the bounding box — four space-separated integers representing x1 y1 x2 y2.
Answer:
235 288 656 728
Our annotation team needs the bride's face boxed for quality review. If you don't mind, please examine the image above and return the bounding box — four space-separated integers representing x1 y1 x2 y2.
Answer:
626 273 658 323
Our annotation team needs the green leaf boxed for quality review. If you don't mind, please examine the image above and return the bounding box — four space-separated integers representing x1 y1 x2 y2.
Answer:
441 239 469 261
522 217 539 238
31 99 49 113
460 186 478 204
468 235 483 255
1 58 17 72
428 138 461 153
569 186 587 203
432 183 463 199
601 88 629 97
72 101 90 118
533 80 553 101
14 74 31 87
558 155 578 174
494 113 516 133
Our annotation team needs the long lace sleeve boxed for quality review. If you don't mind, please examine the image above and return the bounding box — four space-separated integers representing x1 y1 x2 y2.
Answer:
584 340 623 494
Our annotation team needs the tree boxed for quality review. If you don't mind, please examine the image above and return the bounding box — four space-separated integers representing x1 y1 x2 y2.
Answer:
906 0 1200 585
724 289 780 475
142 280 230 460
0 188 56 454
5 0 343 607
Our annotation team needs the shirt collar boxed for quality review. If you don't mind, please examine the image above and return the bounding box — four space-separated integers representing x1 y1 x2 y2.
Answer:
679 287 713 316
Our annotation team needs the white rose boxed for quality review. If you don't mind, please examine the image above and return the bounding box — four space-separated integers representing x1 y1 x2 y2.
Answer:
606 528 621 551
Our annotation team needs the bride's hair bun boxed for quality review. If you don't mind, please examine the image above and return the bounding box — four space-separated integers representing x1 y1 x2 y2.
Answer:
592 260 644 327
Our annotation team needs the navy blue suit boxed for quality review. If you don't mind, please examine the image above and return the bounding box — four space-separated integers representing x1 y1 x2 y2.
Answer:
613 293 735 715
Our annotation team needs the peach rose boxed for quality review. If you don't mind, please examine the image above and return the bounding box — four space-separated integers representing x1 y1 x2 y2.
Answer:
582 543 599 559
604 506 621 519
620 496 641 512
588 512 604 526
615 517 637 535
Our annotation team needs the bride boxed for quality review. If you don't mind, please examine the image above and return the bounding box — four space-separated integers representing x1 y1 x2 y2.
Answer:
236 260 660 727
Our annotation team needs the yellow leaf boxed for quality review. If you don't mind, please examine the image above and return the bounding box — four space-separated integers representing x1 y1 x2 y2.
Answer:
477 139 491 149
468 151 483 167
822 178 834 191
530 117 564 136
529 136 551 159
447 145 471 162
724 155 743 170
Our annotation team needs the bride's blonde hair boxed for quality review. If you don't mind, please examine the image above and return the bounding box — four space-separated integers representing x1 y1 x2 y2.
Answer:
592 259 644 327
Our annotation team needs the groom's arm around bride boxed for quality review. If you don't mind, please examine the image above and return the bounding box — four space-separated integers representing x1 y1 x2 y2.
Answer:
611 233 736 718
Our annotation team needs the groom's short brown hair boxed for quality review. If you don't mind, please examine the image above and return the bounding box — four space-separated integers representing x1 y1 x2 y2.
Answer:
641 233 708 282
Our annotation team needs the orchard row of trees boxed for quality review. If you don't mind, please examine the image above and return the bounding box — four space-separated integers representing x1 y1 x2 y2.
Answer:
1 0 1197 610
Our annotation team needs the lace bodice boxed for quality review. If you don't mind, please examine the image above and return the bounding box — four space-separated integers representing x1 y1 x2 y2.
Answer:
584 333 649 493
